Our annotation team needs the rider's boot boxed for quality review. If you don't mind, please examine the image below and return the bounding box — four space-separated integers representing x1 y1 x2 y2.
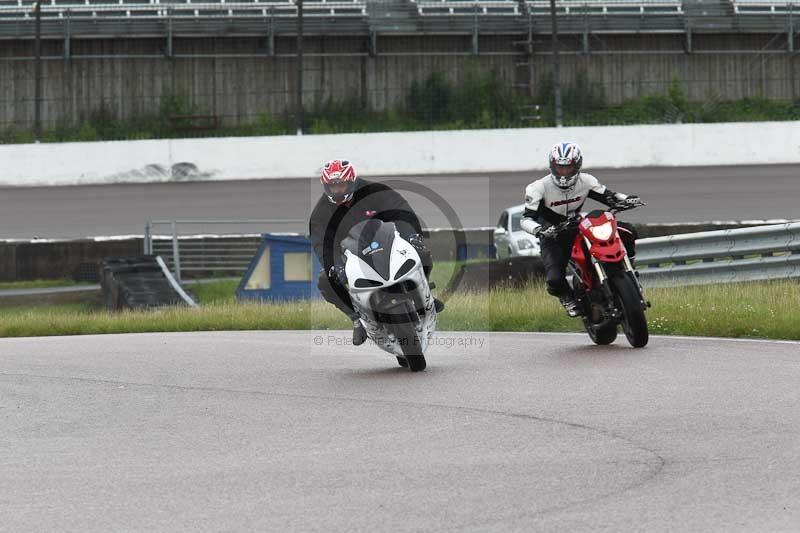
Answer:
559 296 581 318
427 280 444 312
352 318 368 346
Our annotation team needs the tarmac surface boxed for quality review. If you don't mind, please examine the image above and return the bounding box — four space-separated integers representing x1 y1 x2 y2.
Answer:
1 164 798 239
2 331 799 531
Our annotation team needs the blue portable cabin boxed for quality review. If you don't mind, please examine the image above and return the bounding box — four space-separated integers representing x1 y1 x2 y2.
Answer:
237 233 322 301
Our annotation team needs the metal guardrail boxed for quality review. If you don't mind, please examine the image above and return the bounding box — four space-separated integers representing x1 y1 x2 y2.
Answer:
141 219 800 287
144 219 305 282
635 222 800 287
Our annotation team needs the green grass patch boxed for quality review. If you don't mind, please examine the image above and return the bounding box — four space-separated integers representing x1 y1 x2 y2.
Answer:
456 280 800 341
187 280 240 305
1 280 798 341
0 300 349 338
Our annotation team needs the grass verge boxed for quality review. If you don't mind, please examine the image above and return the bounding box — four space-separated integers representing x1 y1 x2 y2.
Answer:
0 280 798 341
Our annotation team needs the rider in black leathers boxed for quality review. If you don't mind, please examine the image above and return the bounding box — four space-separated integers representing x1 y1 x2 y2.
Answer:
309 159 443 345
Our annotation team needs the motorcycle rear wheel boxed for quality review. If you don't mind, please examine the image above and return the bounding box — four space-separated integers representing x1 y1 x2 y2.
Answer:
610 274 649 348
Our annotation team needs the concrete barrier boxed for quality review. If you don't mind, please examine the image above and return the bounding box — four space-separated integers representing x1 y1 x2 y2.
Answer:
1 121 798 186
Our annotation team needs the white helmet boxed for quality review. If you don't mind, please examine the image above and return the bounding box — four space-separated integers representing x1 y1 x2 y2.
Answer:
549 142 583 189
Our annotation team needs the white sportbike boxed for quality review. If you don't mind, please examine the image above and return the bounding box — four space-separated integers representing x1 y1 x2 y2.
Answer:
341 220 437 371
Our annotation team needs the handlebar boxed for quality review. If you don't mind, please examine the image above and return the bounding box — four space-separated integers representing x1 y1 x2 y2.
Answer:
537 199 646 240
609 198 647 214
537 217 579 239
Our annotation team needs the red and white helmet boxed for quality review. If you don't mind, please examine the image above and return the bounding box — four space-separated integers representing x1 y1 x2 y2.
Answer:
321 159 357 205
549 142 583 189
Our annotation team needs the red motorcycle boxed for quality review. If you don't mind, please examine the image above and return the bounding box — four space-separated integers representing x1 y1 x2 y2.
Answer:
545 200 649 347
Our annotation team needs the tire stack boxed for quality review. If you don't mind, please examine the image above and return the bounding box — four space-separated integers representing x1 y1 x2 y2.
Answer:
101 256 186 311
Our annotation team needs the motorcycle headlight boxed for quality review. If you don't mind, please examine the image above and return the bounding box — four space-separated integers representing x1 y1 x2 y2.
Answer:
589 222 614 241
517 239 535 250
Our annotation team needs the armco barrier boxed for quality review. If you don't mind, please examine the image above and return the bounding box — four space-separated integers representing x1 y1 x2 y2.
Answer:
0 222 775 282
636 222 800 286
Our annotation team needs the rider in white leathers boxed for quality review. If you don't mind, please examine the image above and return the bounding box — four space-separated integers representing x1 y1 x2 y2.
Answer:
521 142 641 317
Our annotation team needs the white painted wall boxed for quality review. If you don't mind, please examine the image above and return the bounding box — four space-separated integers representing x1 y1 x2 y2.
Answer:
1 121 798 186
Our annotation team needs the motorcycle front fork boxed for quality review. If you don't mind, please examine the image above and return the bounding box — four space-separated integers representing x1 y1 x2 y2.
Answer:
583 237 649 319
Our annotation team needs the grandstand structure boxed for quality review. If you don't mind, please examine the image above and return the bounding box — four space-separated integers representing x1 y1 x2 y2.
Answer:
0 0 796 133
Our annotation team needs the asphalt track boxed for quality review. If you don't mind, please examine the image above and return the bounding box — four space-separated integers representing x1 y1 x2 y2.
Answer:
2 331 799 531
1 164 799 239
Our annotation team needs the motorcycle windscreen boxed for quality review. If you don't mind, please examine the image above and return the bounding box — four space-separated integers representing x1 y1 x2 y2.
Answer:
340 219 396 281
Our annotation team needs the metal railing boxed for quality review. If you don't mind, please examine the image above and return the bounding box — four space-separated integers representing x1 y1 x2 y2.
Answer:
414 1 521 16
636 222 800 287
144 219 305 282
526 0 684 15
0 0 367 19
0 1 370 39
6 0 795 37
734 0 798 14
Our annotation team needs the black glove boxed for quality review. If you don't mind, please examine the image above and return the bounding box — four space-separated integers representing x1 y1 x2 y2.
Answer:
407 233 428 253
534 225 558 240
616 195 644 209
327 264 347 286
624 195 644 206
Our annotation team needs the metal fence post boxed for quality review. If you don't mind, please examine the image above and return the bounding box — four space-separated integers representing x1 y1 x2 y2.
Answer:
296 0 305 135
144 220 152 254
166 8 173 59
64 9 71 61
582 3 590 54
34 1 42 142
472 3 479 55
171 221 181 283
267 7 275 56
549 0 563 127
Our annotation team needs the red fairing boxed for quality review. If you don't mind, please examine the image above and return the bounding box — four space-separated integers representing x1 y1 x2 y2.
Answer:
579 211 625 263
578 211 627 263
570 211 627 288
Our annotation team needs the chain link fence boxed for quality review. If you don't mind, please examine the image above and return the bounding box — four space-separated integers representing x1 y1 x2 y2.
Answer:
1 0 798 141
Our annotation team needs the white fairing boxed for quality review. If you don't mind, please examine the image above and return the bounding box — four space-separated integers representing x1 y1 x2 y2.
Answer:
343 231 437 357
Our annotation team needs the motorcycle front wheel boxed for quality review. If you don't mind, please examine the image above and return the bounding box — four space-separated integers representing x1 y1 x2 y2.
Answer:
394 321 426 371
610 273 649 348
571 272 617 345
584 319 618 345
